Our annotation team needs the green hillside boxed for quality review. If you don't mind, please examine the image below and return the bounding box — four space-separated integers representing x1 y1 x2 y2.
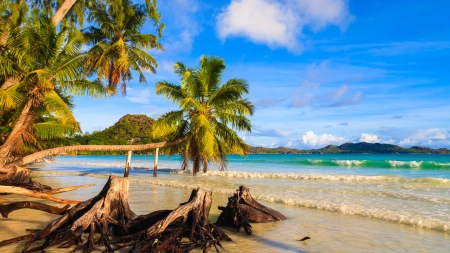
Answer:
68 114 156 154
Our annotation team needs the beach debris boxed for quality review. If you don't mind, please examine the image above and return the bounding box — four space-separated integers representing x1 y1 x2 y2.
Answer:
16 175 231 253
0 230 38 247
298 236 311 241
22 175 136 253
0 201 70 218
0 166 51 192
216 186 287 234
0 185 81 205
116 187 232 253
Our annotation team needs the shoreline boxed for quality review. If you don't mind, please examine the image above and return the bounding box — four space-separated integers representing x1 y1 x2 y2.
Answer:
1 169 449 252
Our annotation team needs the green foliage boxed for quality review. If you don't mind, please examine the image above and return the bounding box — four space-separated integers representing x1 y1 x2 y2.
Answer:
68 114 157 154
154 56 254 174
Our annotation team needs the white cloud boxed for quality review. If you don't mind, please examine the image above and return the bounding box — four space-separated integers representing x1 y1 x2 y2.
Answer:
301 130 349 148
126 88 151 104
359 133 380 143
216 0 353 52
397 128 450 147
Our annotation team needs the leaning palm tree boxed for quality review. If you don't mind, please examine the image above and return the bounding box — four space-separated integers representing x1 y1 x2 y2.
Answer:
82 0 162 95
154 56 254 175
0 12 108 167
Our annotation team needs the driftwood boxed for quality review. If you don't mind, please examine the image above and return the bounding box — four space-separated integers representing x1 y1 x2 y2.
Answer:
0 201 70 218
0 186 81 205
0 230 40 247
216 186 287 234
16 175 231 253
43 184 95 195
22 175 136 253
117 188 232 253
0 166 51 192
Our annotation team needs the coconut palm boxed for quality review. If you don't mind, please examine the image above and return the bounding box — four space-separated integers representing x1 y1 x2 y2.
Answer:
154 56 254 175
82 0 162 95
0 12 108 166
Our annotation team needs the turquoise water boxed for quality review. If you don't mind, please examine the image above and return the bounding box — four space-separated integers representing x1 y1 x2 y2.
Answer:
19 153 449 252
39 153 450 234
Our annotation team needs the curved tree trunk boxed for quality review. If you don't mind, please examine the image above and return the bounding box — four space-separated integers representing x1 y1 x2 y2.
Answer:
51 0 78 26
2 135 188 171
0 99 34 168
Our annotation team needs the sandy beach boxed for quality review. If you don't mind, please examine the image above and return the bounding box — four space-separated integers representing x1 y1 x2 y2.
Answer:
1 169 449 253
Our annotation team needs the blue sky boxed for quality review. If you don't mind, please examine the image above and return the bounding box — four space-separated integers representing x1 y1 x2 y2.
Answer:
73 0 450 149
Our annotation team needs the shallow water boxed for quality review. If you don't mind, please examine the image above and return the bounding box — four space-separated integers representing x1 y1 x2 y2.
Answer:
1 154 449 252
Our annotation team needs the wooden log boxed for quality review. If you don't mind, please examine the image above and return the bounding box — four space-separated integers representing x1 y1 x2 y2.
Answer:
0 166 51 192
117 188 232 253
22 175 137 253
124 150 132 177
238 186 287 221
153 147 159 177
0 234 35 247
44 184 95 195
216 185 287 234
0 202 70 218
0 186 80 205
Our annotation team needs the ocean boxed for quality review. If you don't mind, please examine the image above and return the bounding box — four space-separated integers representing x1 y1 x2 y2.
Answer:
2 154 449 252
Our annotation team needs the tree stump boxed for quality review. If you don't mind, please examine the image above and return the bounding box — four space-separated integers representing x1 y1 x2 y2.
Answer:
116 188 232 253
216 186 287 235
22 175 136 253
0 166 51 192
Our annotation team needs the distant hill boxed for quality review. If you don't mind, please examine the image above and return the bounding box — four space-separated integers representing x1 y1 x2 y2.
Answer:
68 114 156 154
250 142 450 154
69 114 450 155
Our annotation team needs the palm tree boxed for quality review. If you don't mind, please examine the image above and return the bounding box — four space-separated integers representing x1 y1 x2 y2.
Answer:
0 12 108 167
82 0 162 95
154 56 254 175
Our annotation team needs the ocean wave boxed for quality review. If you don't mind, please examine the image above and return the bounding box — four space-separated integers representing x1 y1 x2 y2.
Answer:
200 171 450 187
31 170 450 233
252 193 450 233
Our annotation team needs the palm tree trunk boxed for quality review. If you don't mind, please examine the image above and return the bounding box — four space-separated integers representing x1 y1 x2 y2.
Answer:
1 76 19 90
3 135 188 171
0 99 34 171
51 0 78 26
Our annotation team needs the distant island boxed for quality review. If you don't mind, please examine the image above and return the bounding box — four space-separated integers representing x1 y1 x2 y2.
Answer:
68 114 450 155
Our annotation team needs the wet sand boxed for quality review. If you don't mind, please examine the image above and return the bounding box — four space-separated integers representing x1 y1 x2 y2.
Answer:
1 173 449 253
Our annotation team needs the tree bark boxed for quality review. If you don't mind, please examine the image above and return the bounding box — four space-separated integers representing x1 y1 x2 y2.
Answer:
0 166 51 192
0 99 34 168
0 185 80 204
216 186 287 234
22 175 136 253
0 201 70 218
51 0 78 26
2 135 188 171
117 188 232 253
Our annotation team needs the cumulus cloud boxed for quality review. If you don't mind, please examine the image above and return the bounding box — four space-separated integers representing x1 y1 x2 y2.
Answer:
216 0 353 52
397 128 450 147
359 133 380 143
301 130 349 148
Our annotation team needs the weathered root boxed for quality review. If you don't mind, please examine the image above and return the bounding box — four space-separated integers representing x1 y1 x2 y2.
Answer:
22 175 137 253
216 186 287 234
0 166 51 192
117 188 232 253
0 186 80 204
0 201 70 218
